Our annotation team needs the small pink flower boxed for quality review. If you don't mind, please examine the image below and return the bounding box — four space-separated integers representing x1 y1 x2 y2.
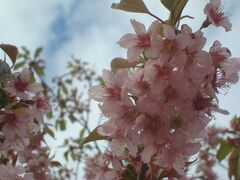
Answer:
159 24 188 68
4 68 43 100
154 131 201 175
181 24 206 53
98 121 140 157
209 40 231 66
0 110 30 141
89 69 128 103
204 0 232 31
125 69 150 96
84 153 121 180
118 20 161 62
220 58 240 84
31 94 51 123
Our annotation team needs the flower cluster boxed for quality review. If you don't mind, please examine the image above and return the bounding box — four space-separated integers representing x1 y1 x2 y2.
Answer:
1 68 50 150
0 61 51 179
84 152 123 180
89 0 240 179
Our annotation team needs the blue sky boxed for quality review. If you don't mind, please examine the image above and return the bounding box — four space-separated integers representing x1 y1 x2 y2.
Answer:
0 0 239 179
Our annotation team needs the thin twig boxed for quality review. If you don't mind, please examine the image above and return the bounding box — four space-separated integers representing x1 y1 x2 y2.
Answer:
147 12 165 23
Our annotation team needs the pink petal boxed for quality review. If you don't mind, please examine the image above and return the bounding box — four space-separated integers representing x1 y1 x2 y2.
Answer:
194 50 212 66
110 139 125 157
117 33 136 48
88 85 106 102
20 68 31 82
181 142 202 156
27 83 43 94
131 19 146 35
127 47 142 62
219 17 232 32
163 24 176 40
102 69 113 84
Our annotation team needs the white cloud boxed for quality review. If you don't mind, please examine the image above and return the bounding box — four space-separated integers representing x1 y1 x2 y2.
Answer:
0 0 73 49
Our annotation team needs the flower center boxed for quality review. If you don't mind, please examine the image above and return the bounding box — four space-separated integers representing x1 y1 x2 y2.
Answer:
14 77 28 92
209 8 225 24
36 97 48 110
135 34 151 49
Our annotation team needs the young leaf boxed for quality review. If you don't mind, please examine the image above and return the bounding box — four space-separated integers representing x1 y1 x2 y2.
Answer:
161 0 189 25
111 57 140 72
61 83 68 95
79 129 85 138
59 120 66 131
112 0 149 14
14 61 26 70
34 47 43 58
45 125 55 139
50 161 62 167
0 44 18 65
170 0 189 25
161 0 178 11
216 140 232 161
80 126 108 147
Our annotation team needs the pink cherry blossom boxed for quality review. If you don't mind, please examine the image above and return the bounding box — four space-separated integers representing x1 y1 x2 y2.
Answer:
89 69 128 103
181 24 206 53
84 153 122 180
154 130 201 175
88 1 240 178
204 0 232 31
209 40 231 66
0 110 30 141
209 41 240 91
159 24 188 68
125 69 150 96
31 94 51 123
118 20 161 62
4 68 43 100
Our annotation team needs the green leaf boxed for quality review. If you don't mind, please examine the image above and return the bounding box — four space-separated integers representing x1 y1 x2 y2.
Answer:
65 79 72 84
161 0 189 25
79 129 85 138
59 120 66 131
14 61 26 70
216 140 232 161
0 44 18 65
161 0 178 11
111 57 139 72
33 63 45 77
34 47 43 58
45 125 55 139
112 0 149 14
69 114 77 123
64 151 69 161
171 0 188 25
61 83 68 95
21 46 30 55
50 161 62 167
80 126 108 147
